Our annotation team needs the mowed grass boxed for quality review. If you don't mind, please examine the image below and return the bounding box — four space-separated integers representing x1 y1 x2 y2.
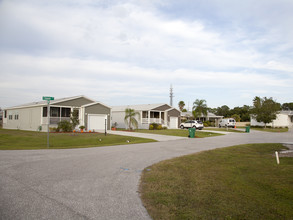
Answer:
251 127 289 132
136 129 223 138
204 127 245 133
0 129 155 150
140 143 293 219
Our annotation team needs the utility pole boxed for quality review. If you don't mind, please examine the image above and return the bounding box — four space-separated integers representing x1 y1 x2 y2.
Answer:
170 85 174 107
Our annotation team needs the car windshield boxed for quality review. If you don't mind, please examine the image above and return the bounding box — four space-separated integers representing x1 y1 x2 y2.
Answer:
197 121 203 124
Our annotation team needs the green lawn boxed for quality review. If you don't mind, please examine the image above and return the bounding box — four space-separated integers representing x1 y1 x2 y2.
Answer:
140 143 293 219
250 127 289 132
135 129 223 138
204 127 245 133
0 129 155 150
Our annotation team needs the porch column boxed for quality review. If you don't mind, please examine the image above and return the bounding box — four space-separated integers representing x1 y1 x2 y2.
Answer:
159 112 162 124
140 111 143 123
148 111 150 124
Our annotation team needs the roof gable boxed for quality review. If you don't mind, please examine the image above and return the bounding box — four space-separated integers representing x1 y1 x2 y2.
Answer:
112 103 174 112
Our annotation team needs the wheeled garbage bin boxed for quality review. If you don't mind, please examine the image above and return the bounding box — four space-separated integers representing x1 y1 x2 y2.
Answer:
245 126 250 133
188 127 196 138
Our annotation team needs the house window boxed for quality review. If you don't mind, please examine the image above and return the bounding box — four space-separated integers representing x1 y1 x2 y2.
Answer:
43 107 61 117
4 110 7 118
9 115 13 120
50 107 60 117
61 108 71 117
14 114 19 120
43 107 47 117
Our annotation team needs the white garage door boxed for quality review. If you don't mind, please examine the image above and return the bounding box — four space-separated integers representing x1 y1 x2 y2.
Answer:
88 114 107 130
169 117 178 129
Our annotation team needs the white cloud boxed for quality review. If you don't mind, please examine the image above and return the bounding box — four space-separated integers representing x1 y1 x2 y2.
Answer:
0 0 293 108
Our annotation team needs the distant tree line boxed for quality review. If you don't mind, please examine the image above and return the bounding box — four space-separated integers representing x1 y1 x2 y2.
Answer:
178 98 292 123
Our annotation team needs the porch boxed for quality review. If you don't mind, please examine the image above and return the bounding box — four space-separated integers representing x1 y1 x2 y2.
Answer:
141 111 165 125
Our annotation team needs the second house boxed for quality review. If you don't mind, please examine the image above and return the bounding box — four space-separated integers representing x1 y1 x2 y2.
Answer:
111 103 180 129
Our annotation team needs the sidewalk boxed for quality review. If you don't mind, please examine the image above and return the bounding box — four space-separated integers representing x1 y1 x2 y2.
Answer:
107 130 188 142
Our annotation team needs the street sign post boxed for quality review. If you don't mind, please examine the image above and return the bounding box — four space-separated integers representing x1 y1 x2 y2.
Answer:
42 96 54 148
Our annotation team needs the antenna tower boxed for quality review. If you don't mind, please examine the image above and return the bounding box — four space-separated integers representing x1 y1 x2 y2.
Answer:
170 85 174 106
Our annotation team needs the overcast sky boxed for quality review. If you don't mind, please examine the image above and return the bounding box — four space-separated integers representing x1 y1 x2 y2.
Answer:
1 0 292 110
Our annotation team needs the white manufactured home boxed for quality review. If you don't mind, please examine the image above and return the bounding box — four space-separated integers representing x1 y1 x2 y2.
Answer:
111 103 181 129
2 96 111 132
250 111 293 128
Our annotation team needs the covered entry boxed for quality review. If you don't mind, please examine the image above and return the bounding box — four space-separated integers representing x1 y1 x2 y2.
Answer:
87 114 107 130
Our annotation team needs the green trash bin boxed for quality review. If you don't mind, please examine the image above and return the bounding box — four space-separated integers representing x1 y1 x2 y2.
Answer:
245 126 250 133
188 127 196 138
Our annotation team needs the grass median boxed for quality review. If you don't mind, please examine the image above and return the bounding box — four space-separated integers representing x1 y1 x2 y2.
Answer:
140 143 293 219
0 129 156 150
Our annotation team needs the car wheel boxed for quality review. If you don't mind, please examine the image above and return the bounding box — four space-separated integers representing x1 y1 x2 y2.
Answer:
193 125 196 128
180 125 184 129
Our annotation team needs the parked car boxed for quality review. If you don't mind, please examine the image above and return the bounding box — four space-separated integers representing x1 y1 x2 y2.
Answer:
180 120 204 130
219 118 236 128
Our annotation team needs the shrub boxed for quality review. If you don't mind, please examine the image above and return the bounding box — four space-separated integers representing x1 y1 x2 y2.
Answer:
150 123 159 130
57 120 73 132
203 121 212 127
149 124 154 130
157 124 162 130
162 126 168 130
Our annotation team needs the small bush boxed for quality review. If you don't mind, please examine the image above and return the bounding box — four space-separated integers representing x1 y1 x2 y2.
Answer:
162 126 168 130
203 121 212 127
57 120 73 132
149 123 164 130
150 123 159 130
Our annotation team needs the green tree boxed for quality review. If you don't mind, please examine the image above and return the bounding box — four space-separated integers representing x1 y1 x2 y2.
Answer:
178 101 185 111
124 108 140 130
282 102 293 110
192 99 208 120
215 105 230 118
231 114 241 122
252 96 281 128
229 105 251 122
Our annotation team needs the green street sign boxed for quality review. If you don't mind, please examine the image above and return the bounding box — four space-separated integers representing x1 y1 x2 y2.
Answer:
42 96 54 101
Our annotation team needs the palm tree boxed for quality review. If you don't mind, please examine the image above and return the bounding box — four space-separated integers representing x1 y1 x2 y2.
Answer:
124 108 140 130
192 99 208 120
178 101 185 112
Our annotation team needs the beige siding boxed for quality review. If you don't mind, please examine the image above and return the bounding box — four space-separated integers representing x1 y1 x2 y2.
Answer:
3 107 42 131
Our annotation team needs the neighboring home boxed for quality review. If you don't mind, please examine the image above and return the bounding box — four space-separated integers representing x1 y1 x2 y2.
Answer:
181 111 224 127
2 95 111 132
250 111 293 128
111 103 181 129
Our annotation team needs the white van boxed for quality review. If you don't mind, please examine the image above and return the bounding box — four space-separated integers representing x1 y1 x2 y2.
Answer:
219 118 236 128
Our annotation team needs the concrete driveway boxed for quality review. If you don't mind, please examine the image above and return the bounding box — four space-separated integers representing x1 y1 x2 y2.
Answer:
0 130 292 220
107 130 188 141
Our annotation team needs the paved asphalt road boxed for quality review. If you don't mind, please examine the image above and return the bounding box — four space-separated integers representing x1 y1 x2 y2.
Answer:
0 130 292 220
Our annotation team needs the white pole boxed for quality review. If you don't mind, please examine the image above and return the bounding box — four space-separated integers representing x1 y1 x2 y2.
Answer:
275 151 280 164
